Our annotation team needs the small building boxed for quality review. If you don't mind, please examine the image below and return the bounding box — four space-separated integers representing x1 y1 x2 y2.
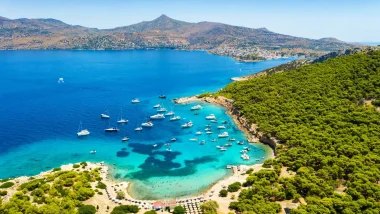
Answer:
153 201 165 210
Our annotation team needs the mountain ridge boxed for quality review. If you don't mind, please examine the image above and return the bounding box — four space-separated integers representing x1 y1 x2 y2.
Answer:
0 14 360 58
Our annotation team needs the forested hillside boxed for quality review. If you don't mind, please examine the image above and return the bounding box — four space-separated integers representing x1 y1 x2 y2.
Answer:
218 51 380 213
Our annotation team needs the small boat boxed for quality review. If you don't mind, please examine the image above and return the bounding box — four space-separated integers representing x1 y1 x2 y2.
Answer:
122 137 129 142
211 139 217 142
217 125 226 129
141 121 154 127
135 127 143 131
199 140 206 145
131 98 140 103
150 114 165 119
220 147 227 151
206 131 213 134
229 138 236 141
101 113 110 119
189 138 198 141
171 138 177 141
206 114 216 120
170 116 181 121
205 124 211 127
105 127 119 132
216 145 223 149
117 108 128 123
166 148 172 152
165 111 175 116
159 95 167 99
77 121 90 136
153 144 157 147
205 128 211 131
90 150 96 154
153 104 161 108
190 105 202 110
218 132 229 138
237 141 245 145
195 131 202 135
240 149 248 153
222 121 228 124
225 143 232 147
194 112 199 115
211 120 218 123
165 143 170 146
241 153 250 160
157 108 167 112
182 121 193 128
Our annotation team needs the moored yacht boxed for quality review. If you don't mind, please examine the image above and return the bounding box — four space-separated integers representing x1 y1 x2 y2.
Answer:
190 105 202 110
225 143 232 147
77 121 90 136
241 153 250 160
157 108 167 112
211 120 218 123
153 104 161 108
105 127 119 132
170 116 181 121
117 107 128 123
195 131 202 135
165 111 175 116
131 98 140 103
220 147 227 151
101 113 110 119
159 95 167 99
218 132 229 138
171 138 177 141
206 131 213 134
229 138 236 141
206 114 216 120
141 121 154 127
182 121 193 128
122 137 129 142
135 127 143 131
199 140 206 145
150 114 165 119
217 125 226 129
90 150 96 154
237 141 245 145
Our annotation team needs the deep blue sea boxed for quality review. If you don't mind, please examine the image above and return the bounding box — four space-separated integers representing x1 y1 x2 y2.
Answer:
0 50 293 199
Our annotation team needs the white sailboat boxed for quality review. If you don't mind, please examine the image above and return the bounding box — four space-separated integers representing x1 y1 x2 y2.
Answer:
141 121 154 127
191 105 202 110
150 114 165 119
206 114 216 120
170 116 181 121
153 104 161 108
117 107 128 123
218 132 229 138
131 98 140 103
77 121 90 136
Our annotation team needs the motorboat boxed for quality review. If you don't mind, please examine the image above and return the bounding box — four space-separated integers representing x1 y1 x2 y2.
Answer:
205 128 211 131
135 127 143 131
211 139 217 142
216 145 223 149
229 138 236 141
189 138 198 141
206 114 216 120
141 121 154 127
211 120 218 123
166 148 172 152
222 121 228 124
171 138 177 141
159 95 167 99
195 131 202 135
225 143 232 147
153 144 157 147
170 116 181 121
101 113 110 119
190 105 202 110
105 127 119 132
117 119 128 123
199 140 206 145
217 125 226 129
220 147 227 151
157 108 167 112
122 137 129 142
240 149 248 153
90 150 96 154
205 124 211 127
165 143 170 146
218 132 229 138
241 153 250 160
131 98 140 103
165 111 175 116
153 104 161 108
182 121 193 128
206 131 213 134
150 114 165 119
237 141 245 145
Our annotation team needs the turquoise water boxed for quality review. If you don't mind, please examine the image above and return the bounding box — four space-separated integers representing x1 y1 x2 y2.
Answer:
0 50 293 199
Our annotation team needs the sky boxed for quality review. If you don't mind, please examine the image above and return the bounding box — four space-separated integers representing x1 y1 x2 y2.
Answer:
0 0 379 42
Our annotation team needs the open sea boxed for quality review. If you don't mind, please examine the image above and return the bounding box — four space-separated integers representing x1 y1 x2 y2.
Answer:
0 50 293 199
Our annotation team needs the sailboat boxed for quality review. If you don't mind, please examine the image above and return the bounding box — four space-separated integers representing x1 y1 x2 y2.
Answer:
104 121 119 132
101 109 110 119
77 121 90 136
117 107 128 124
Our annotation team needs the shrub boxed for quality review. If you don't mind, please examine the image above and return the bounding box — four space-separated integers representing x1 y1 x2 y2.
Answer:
52 168 61 172
200 200 219 214
0 190 7 196
97 191 103 195
78 205 96 214
144 211 157 214
245 168 254 174
227 182 241 192
111 205 139 214
116 190 125 199
96 181 107 189
0 182 14 189
219 189 228 197
80 162 88 166
173 206 185 214
73 164 80 168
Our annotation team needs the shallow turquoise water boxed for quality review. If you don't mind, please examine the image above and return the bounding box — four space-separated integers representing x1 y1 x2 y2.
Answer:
0 50 292 199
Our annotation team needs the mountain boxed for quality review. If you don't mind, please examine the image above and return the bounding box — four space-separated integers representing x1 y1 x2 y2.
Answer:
0 14 360 58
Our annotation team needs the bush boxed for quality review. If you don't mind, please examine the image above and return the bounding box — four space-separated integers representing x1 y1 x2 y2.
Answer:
97 191 103 195
111 205 139 214
52 168 61 172
78 205 96 214
73 164 80 168
200 200 219 214
0 182 14 189
227 182 241 192
173 206 185 214
219 189 228 197
245 168 254 174
0 190 7 196
116 190 125 199
80 162 88 166
96 181 107 189
144 211 157 214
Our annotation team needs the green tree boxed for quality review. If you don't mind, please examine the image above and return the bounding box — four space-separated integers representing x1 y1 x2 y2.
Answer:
227 182 241 192
78 205 96 214
200 200 219 214
219 189 228 197
173 206 185 214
